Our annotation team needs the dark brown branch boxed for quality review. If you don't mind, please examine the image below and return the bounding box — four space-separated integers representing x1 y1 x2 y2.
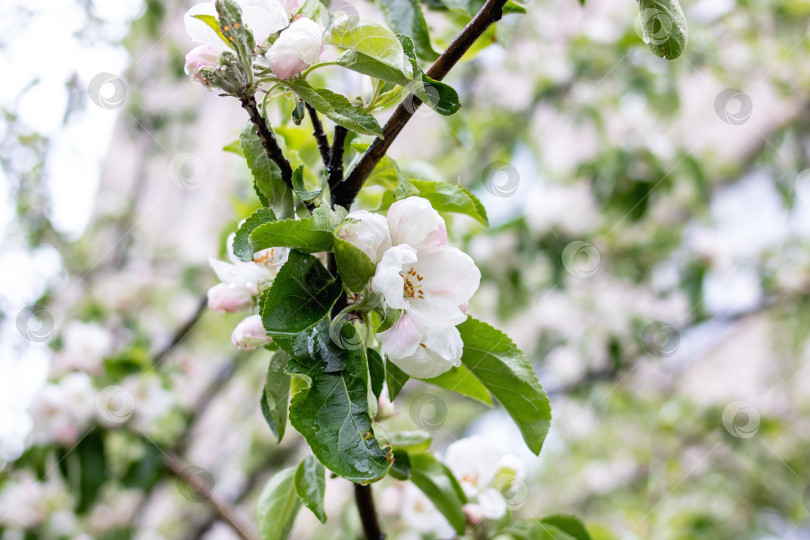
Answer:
332 0 508 208
306 103 332 168
240 95 294 190
355 484 384 540
164 452 258 540
328 126 348 196
154 294 208 366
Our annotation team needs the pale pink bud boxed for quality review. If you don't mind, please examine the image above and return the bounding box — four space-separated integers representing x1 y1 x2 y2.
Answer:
184 44 220 85
337 210 392 264
265 18 324 79
207 283 255 313
231 315 273 351
463 503 484 525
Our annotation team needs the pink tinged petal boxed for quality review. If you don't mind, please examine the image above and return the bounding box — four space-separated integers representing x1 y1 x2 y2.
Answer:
382 319 458 379
278 0 305 16
241 0 290 43
371 245 418 310
207 283 254 312
337 210 392 264
377 313 422 359
265 18 324 79
463 504 484 525
231 315 272 351
184 2 229 52
184 44 220 84
387 196 447 249
407 246 480 325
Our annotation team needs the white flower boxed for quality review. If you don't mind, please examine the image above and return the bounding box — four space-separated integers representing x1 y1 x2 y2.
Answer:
207 282 255 312
0 473 46 528
123 375 174 424
371 244 480 326
386 196 447 249
336 210 392 264
277 0 304 16
184 44 220 85
231 314 273 351
400 483 455 539
209 234 287 304
184 0 289 52
265 17 324 79
444 436 526 521
377 313 462 378
61 321 113 374
28 373 96 446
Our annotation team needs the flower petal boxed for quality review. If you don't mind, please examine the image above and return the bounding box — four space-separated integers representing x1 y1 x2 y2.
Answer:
387 196 447 249
371 244 417 310
184 2 229 52
414 246 480 307
241 0 290 43
377 313 422 359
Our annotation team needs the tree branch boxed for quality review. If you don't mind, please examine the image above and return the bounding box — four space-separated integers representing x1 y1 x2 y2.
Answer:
355 483 384 540
328 126 348 195
306 103 332 168
154 294 208 366
240 95 294 191
332 0 509 208
164 452 258 540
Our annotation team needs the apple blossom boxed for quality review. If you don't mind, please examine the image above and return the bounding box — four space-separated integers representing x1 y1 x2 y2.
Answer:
386 196 447 249
184 44 220 85
209 234 287 299
400 483 455 539
27 373 96 446
371 244 480 326
277 0 304 16
265 18 324 79
122 374 175 425
207 282 255 312
377 313 463 378
231 314 273 351
184 0 289 52
59 321 113 374
336 210 392 263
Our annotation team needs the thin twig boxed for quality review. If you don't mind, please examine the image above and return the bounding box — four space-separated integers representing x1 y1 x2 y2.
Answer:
164 452 258 540
306 103 332 168
328 126 348 196
332 0 509 208
240 95 294 190
154 294 208 366
355 483 384 540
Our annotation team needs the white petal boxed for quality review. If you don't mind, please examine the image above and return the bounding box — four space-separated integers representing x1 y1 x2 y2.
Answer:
407 246 480 325
371 245 417 310
382 320 457 379
478 488 507 520
387 196 447 249
184 2 229 52
265 18 324 78
377 313 422 359
446 436 501 491
421 324 463 368
241 0 290 43
337 210 391 263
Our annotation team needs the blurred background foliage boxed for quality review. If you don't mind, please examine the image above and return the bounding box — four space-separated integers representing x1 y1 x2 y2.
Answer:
2 0 810 538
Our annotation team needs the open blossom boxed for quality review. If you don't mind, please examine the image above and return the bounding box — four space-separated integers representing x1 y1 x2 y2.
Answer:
336 210 392 264
28 373 97 446
58 321 113 374
184 0 289 52
232 314 273 350
184 44 220 85
372 244 479 326
377 313 462 378
265 18 324 79
444 436 526 520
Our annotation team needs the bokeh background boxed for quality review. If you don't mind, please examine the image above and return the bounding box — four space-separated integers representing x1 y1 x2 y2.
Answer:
3 0 810 538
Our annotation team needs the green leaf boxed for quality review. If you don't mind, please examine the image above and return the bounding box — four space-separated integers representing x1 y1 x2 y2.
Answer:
409 452 467 534
385 358 409 400
367 348 386 400
71 430 108 514
336 50 413 87
408 179 488 225
223 138 244 156
417 74 461 116
257 466 301 540
389 449 411 480
291 99 306 125
504 1 528 14
333 236 376 292
375 0 439 61
279 321 393 483
350 143 414 199
259 251 342 338
389 430 432 453
638 0 688 60
261 351 291 442
295 455 327 523
291 164 323 202
421 364 492 405
326 16 414 79
234 207 277 262
278 80 383 137
540 515 593 540
458 318 551 455
377 306 402 333
249 215 335 253
240 122 295 219
192 14 235 50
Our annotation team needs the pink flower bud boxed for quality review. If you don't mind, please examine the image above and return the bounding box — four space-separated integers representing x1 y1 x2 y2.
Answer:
463 503 484 525
207 283 255 313
265 18 324 79
184 44 220 85
231 315 273 351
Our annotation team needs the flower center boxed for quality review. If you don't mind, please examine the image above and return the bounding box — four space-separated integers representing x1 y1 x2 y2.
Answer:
401 267 424 299
254 248 277 268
